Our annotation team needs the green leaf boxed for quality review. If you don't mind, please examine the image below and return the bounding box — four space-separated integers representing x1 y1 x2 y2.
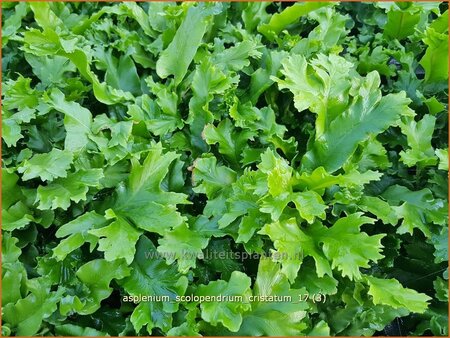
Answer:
192 156 237 198
142 81 184 135
89 212 142 265
383 185 447 237
2 234 28 306
292 190 327 224
2 169 23 210
2 232 22 264
157 222 209 273
383 10 421 40
420 28 449 83
320 213 385 280
258 149 328 223
119 236 188 333
303 71 413 172
18 148 73 182
3 279 64 336
53 211 109 261
366 276 431 313
2 107 36 147
237 259 308 335
202 239 242 280
259 2 330 39
358 196 399 225
22 24 133 105
218 169 267 242
294 260 338 295
275 54 353 139
2 2 28 44
248 49 288 103
75 259 130 314
2 76 39 110
293 166 382 194
258 148 293 197
54 324 107 336
436 148 448 171
188 59 236 150
114 143 190 235
430 227 448 264
156 3 221 85
307 320 331 336
45 88 93 152
25 54 75 87
304 7 350 51
2 201 35 231
94 49 141 95
2 260 27 306
196 271 252 332
433 277 448 302
203 119 254 166
36 169 103 210
258 218 331 282
400 115 437 167
212 40 262 72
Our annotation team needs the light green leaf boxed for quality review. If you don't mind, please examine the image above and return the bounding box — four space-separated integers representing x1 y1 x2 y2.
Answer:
157 222 209 273
196 271 252 332
3 279 64 336
237 259 309 336
37 169 103 210
76 259 130 314
292 190 327 224
320 214 384 280
366 276 431 313
2 232 22 264
18 148 73 182
258 218 331 282
89 213 142 265
259 2 330 40
400 115 437 167
258 148 293 197
53 211 109 261
212 40 262 72
275 54 353 138
436 148 448 171
2 201 35 231
2 76 39 110
420 28 449 83
2 107 36 147
294 166 382 194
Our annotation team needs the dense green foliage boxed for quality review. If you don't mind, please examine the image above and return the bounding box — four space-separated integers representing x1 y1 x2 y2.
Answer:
2 1 448 336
